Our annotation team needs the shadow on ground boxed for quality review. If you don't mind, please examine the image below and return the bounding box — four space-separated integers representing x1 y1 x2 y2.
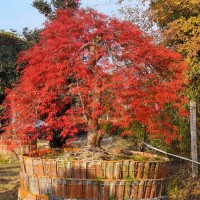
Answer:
0 187 18 200
0 164 20 200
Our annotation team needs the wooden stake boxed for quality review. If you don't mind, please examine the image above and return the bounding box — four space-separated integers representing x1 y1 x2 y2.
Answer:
190 101 198 177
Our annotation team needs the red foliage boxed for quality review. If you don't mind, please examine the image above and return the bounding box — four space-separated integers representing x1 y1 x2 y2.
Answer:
3 8 187 144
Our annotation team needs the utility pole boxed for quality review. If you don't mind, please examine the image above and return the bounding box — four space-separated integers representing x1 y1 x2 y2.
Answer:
190 101 198 177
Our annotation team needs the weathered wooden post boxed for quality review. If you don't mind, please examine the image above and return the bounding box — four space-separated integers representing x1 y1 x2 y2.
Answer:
190 101 198 177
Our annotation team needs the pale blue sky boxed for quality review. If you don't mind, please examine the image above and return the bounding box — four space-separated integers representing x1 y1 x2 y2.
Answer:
0 0 138 33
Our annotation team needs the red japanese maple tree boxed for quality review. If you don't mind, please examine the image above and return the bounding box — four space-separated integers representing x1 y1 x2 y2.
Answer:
3 8 187 149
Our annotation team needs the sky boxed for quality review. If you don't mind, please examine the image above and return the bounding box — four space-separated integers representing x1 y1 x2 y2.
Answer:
0 0 138 33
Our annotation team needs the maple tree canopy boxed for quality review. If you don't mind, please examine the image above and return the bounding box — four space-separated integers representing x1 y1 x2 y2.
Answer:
3 8 187 146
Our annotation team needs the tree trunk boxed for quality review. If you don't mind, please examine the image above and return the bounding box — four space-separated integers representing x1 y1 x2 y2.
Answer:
86 128 102 149
190 101 198 177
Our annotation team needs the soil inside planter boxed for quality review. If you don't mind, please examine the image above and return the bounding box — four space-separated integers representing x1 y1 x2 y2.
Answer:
25 147 168 163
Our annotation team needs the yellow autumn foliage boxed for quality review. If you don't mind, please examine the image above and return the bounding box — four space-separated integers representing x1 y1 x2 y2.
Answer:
143 0 200 99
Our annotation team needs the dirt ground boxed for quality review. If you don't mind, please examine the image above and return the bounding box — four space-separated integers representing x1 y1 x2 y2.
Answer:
0 163 20 200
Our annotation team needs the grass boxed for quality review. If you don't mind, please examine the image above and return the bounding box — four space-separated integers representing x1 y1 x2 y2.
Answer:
0 157 7 164
168 162 200 200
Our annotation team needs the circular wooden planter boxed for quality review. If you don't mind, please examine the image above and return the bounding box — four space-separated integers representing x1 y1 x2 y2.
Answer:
0 139 37 159
18 149 169 200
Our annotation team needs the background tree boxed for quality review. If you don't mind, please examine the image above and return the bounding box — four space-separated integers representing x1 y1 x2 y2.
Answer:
0 31 27 98
22 28 41 48
3 8 187 154
118 0 158 39
32 0 79 19
143 0 200 98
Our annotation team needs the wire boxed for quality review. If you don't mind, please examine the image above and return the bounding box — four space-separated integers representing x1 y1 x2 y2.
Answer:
144 142 200 165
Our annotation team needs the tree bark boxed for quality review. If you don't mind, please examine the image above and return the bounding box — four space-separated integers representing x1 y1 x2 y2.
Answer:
86 119 102 149
190 101 198 177
86 129 102 148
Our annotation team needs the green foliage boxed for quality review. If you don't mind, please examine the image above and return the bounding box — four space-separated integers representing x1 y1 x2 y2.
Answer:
125 176 137 182
0 156 7 164
32 0 80 19
128 122 145 149
32 0 52 16
101 119 145 151
22 27 41 47
168 176 186 198
0 31 27 95
94 176 103 183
